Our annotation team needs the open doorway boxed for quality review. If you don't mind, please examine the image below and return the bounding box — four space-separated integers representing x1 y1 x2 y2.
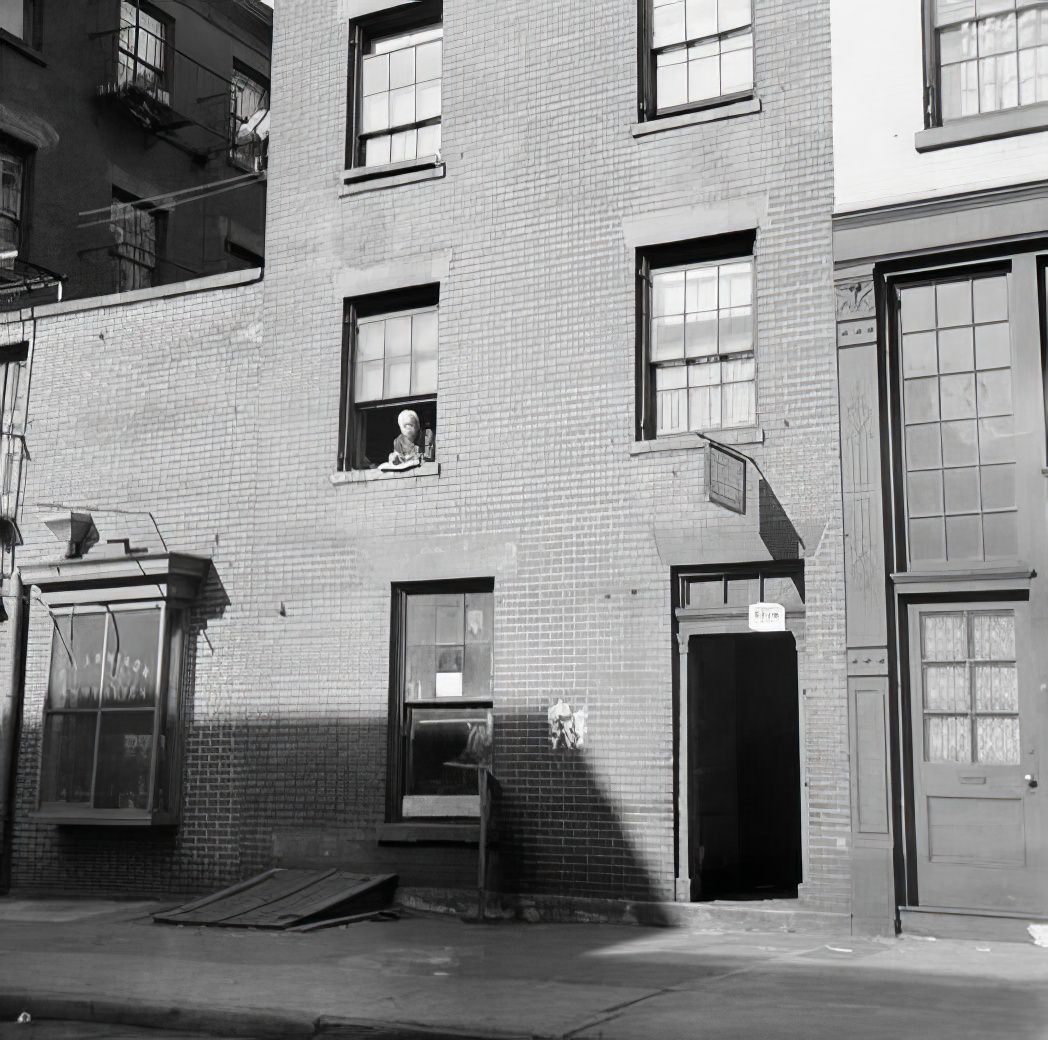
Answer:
688 632 802 900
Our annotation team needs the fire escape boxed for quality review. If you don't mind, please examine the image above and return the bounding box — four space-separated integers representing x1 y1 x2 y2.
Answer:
93 3 269 169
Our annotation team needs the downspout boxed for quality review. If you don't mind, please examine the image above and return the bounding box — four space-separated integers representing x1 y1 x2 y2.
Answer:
0 572 28 893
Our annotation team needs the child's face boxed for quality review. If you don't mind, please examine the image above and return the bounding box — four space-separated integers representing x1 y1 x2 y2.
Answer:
400 415 419 440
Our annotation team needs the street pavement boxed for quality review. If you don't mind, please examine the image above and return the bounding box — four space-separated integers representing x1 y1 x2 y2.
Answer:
0 898 1046 1039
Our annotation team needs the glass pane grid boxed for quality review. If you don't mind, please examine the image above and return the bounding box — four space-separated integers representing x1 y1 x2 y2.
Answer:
354 307 438 404
936 1 1048 117
918 609 1020 764
900 276 1016 565
652 259 755 434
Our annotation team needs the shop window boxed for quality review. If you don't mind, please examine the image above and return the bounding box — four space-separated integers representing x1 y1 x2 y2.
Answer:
347 1 442 171
0 0 41 48
640 0 754 119
339 284 438 471
637 233 757 440
389 582 493 819
0 142 27 268
110 189 165 292
896 271 1018 566
37 603 185 823
925 0 1048 123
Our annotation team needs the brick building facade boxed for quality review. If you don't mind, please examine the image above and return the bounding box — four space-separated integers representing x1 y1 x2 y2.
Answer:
0 0 853 928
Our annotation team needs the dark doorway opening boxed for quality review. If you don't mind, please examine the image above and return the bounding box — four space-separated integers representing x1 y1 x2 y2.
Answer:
688 632 802 901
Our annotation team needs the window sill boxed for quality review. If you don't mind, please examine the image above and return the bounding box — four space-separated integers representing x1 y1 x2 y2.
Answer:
915 103 1048 152
330 461 440 485
341 156 445 195
632 96 761 138
31 807 178 827
630 427 764 455
0 29 45 65
378 821 481 845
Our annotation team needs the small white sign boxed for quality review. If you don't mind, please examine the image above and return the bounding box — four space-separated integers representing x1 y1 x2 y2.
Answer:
748 602 786 632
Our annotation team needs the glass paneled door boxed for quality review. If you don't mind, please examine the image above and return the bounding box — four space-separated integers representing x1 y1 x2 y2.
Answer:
907 602 1046 913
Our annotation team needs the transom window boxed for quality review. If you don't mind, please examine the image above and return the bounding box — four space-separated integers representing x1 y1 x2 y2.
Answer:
647 256 756 435
650 0 754 112
359 23 442 168
897 273 1017 566
391 584 494 819
918 609 1019 764
930 0 1048 121
0 146 25 267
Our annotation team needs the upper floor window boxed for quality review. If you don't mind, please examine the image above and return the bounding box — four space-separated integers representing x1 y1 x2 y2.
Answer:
928 0 1048 122
896 271 1018 566
637 235 756 439
339 285 438 471
0 0 40 47
348 2 442 171
642 0 754 117
118 1 170 100
230 62 270 172
0 145 26 267
110 189 164 292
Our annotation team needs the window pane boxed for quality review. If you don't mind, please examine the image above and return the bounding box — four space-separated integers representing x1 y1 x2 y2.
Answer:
685 312 718 357
0 0 24 38
685 0 717 37
975 323 1011 370
719 0 752 32
653 315 686 360
653 271 686 316
926 715 972 762
973 276 1009 324
720 37 754 94
941 59 981 118
417 122 441 157
364 134 392 167
906 423 943 470
657 48 689 108
983 510 1018 557
936 280 973 327
390 129 417 163
385 315 412 356
943 467 980 514
389 85 415 127
974 664 1017 711
976 716 1020 763
434 595 464 644
936 0 976 25
405 708 493 796
463 642 492 699
981 52 1019 110
901 285 937 333
940 22 977 62
416 39 442 81
688 384 719 430
411 355 437 395
48 613 105 711
689 53 720 100
464 592 492 643
978 12 1017 55
362 93 389 133
405 645 436 700
385 358 411 398
938 327 974 373
721 377 755 428
686 266 718 312
905 377 941 423
653 0 687 47
903 332 938 377
908 470 945 517
719 308 752 353
978 415 1015 463
357 321 384 361
941 419 979 466
39 714 96 804
924 663 970 711
976 368 1012 417
923 613 968 660
415 79 441 122
946 513 983 559
362 54 389 96
354 360 383 402
388 46 414 89
980 463 1015 510
93 712 154 810
910 517 947 562
940 372 977 420
102 609 161 708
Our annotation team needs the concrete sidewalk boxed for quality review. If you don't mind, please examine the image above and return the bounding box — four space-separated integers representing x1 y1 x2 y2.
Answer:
0 898 1046 1039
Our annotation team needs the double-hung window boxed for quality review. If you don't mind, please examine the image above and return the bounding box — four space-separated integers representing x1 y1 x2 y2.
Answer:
389 582 494 819
348 2 443 171
340 285 438 471
642 0 754 117
927 0 1048 122
0 0 40 48
638 236 757 439
118 1 170 102
0 144 26 267
111 189 164 292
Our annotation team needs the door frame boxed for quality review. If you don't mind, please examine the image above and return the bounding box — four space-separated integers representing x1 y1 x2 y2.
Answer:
674 605 807 902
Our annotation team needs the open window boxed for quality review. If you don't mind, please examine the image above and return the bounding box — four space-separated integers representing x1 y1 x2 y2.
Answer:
346 1 443 174
25 552 210 826
339 284 438 471
388 581 493 820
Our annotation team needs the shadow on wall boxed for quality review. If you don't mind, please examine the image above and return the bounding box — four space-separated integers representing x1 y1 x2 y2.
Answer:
11 699 671 914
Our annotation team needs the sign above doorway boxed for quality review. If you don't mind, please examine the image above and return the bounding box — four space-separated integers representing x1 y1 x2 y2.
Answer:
748 602 786 632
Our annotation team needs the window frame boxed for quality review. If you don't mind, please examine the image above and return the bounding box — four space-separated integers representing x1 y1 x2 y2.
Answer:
638 0 756 121
386 579 495 822
0 136 30 266
636 232 758 442
339 283 439 472
111 186 167 292
118 0 173 98
345 0 443 174
229 59 270 172
0 0 41 50
35 600 187 826
921 0 1048 129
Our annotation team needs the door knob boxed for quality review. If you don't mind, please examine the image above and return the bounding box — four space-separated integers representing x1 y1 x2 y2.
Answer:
1025 775 1039 789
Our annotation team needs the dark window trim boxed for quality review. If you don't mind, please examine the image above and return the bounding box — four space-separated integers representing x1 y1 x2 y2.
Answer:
637 0 755 121
386 577 495 823
111 185 168 291
0 133 33 265
345 0 443 172
339 282 440 471
0 0 41 50
635 231 757 442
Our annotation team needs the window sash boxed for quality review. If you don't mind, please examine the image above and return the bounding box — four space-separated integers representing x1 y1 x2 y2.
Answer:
119 1 168 88
40 603 168 813
352 304 439 405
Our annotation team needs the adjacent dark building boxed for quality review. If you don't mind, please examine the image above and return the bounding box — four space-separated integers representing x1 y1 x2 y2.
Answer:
0 0 271 308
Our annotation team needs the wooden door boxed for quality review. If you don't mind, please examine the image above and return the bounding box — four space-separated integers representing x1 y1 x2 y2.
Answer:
908 602 1046 912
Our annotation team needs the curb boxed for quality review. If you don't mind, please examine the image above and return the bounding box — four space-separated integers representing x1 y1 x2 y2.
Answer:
0 994 541 1039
